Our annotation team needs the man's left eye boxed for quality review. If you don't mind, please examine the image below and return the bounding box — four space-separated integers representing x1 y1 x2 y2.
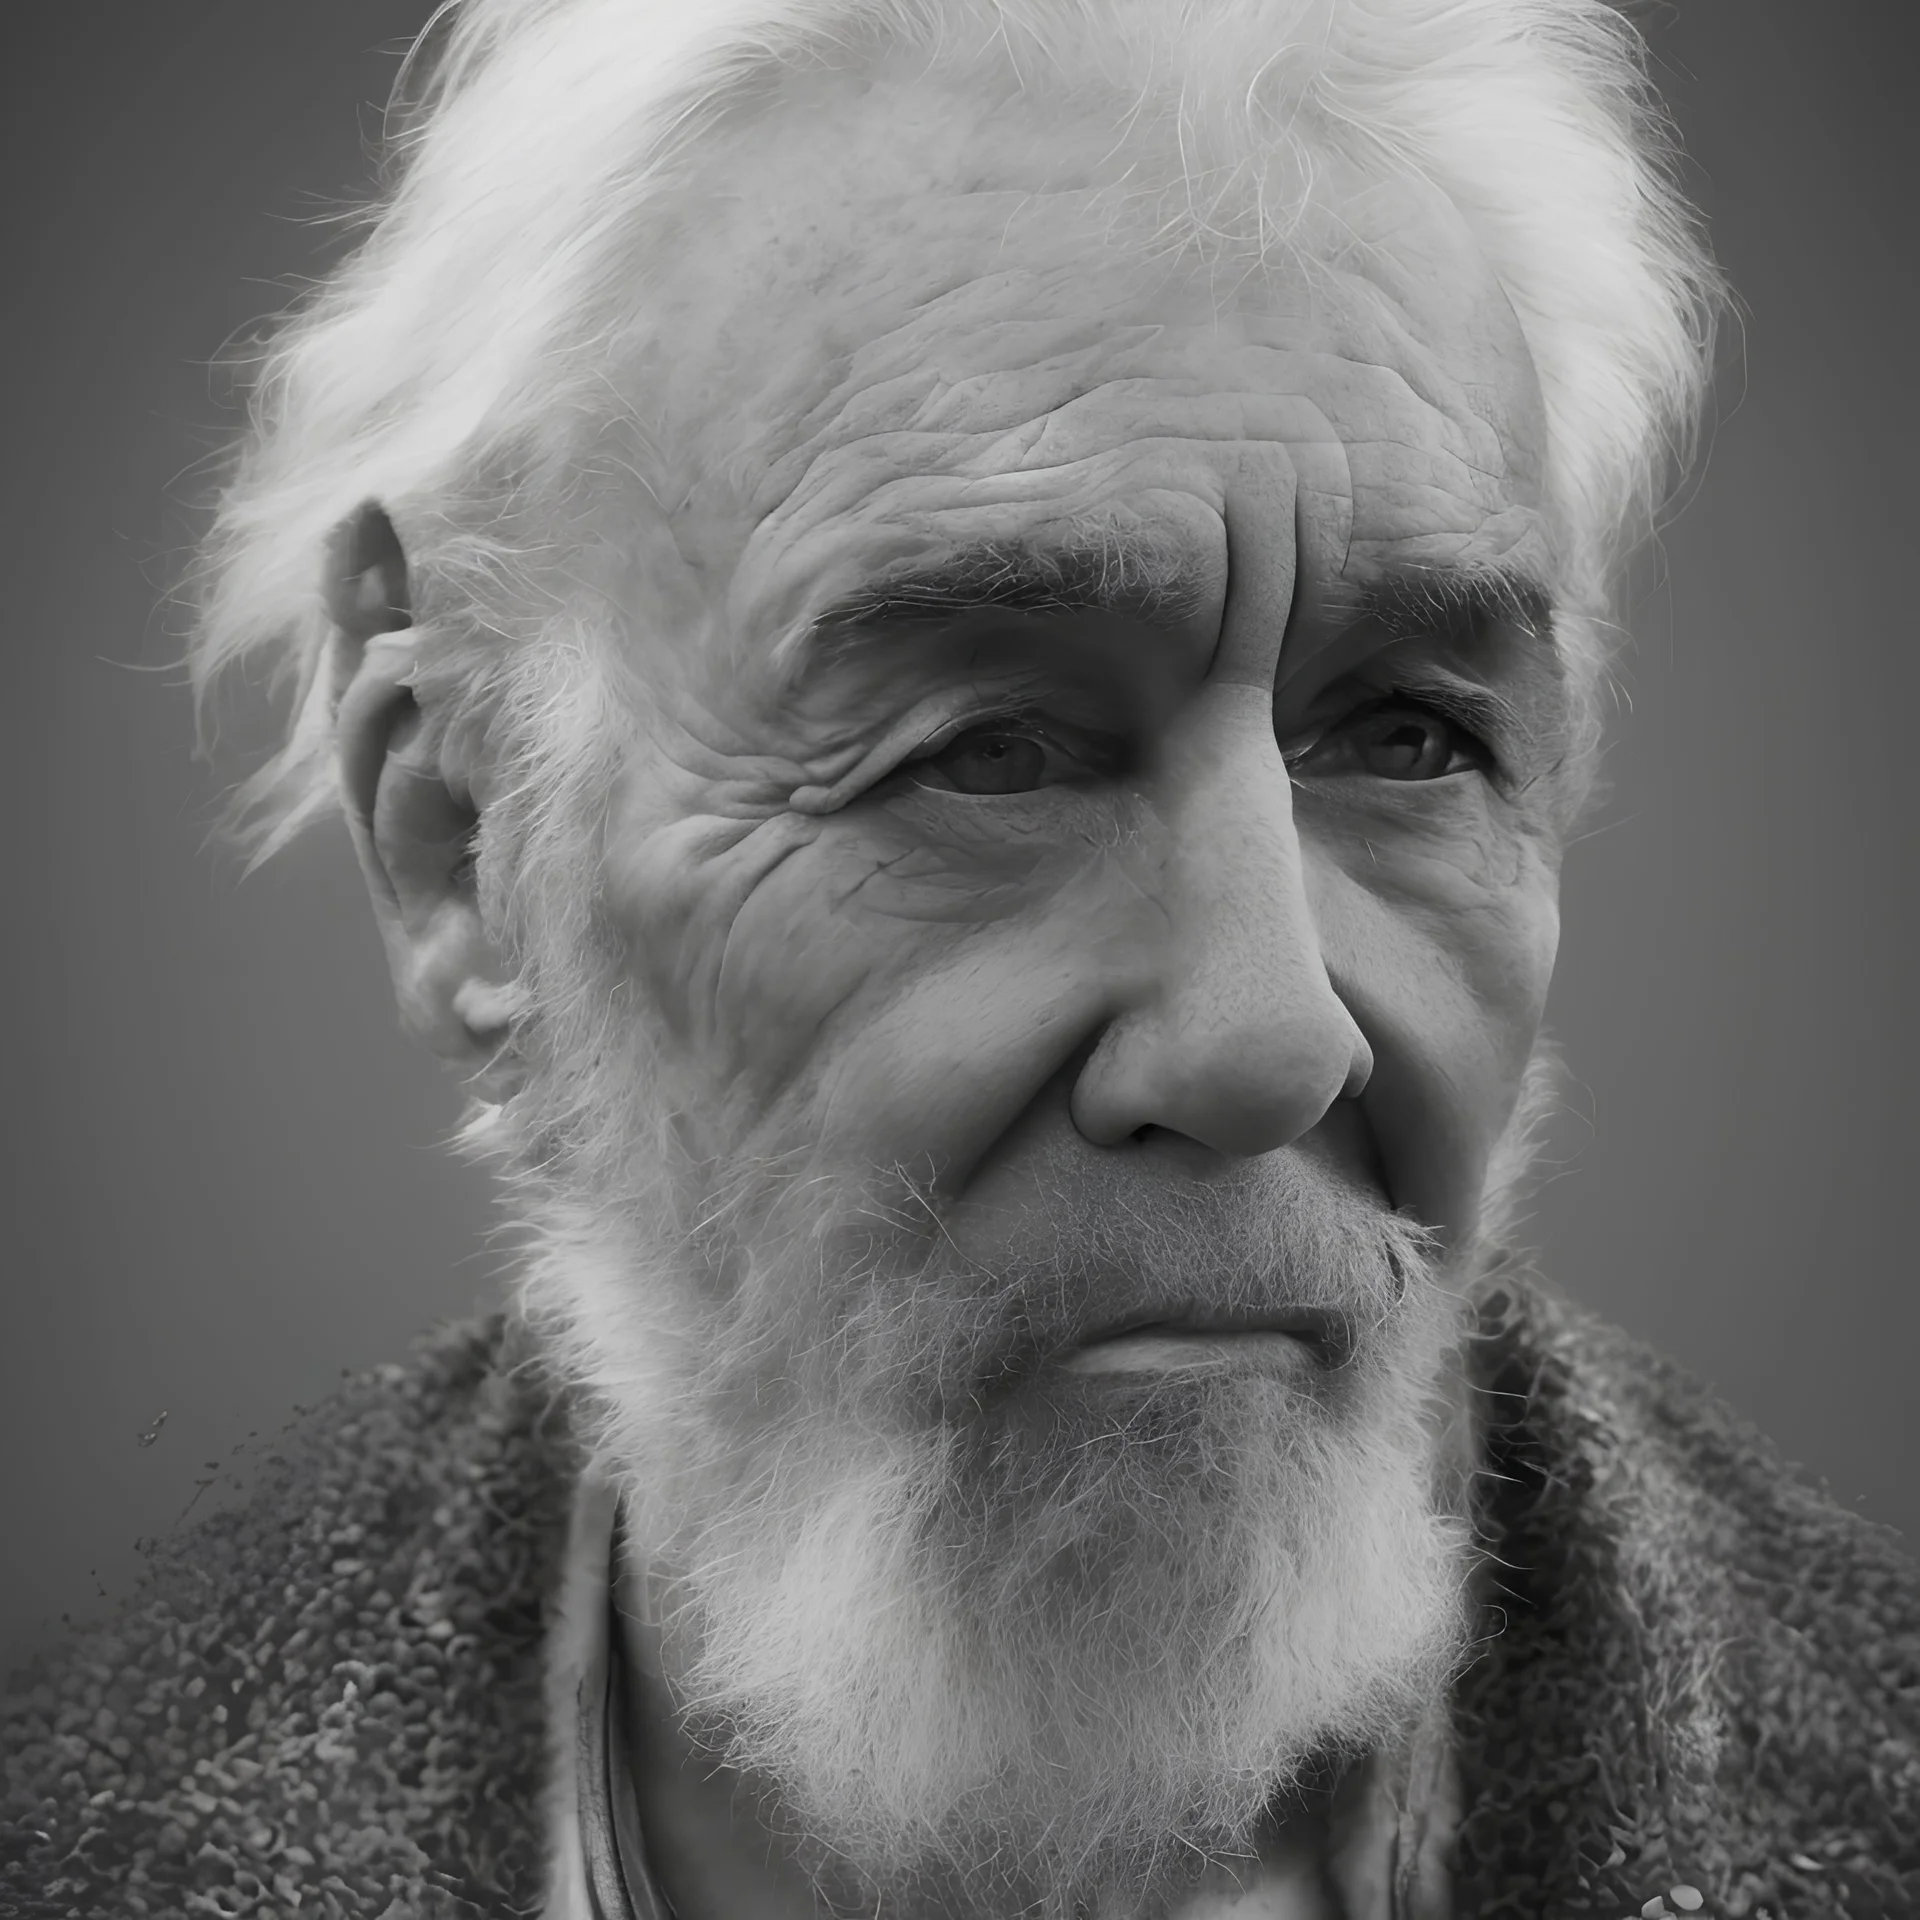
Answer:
1293 699 1491 783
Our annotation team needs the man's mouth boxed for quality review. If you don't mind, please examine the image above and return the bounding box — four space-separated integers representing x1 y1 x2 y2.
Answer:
1057 1306 1358 1377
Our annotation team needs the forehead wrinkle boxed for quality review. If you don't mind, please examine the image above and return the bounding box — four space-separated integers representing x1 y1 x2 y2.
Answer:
733 313 1512 520
1341 494 1552 589
736 373 1505 612
725 417 1540 690
731 321 1141 528
729 446 1248 677
670 186 1532 510
718 334 1522 609
664 206 1146 505
641 55 1553 548
659 183 1551 700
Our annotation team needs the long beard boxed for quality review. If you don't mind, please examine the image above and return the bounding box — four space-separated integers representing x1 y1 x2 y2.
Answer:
506 1099 1488 1917
664 1341 1470 1920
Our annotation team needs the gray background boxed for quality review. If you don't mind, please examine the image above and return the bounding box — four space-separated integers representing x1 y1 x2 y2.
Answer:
2 3 1912 1666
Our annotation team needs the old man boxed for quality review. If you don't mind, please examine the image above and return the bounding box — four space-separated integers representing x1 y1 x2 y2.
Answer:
5 0 1916 1915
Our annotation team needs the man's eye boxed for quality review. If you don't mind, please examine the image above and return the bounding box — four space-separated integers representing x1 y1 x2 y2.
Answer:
910 723 1065 795
1295 699 1491 783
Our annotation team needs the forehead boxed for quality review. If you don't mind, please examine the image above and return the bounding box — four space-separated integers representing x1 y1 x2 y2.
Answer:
627 66 1551 654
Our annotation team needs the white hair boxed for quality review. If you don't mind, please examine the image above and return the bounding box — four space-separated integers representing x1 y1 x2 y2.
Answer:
191 0 1719 882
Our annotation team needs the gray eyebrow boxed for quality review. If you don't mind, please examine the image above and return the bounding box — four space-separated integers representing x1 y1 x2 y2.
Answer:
814 540 1548 639
1344 564 1555 649
806 533 1216 643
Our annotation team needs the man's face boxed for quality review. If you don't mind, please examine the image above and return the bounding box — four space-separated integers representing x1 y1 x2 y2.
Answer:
599 76 1567 1229
524 70 1572 1910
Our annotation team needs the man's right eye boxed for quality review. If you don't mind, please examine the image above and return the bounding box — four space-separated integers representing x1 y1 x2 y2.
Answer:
910 723 1058 795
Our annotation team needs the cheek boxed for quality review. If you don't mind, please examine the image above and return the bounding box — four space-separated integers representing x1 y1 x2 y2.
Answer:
1305 793 1559 1238
617 787 1156 1166
601 805 829 1071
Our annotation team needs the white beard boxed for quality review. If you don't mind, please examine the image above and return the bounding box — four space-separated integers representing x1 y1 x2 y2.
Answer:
506 1101 1490 1919
657 1354 1469 1919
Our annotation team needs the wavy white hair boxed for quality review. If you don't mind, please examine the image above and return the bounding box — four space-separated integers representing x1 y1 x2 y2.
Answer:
191 0 1719 922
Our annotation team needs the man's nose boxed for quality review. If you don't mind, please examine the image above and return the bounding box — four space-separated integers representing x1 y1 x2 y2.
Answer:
1070 686 1372 1158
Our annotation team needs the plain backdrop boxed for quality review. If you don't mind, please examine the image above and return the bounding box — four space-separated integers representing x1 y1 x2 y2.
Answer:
2 1 1913 1667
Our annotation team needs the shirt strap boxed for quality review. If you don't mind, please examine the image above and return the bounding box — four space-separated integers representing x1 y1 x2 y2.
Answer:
576 1506 674 1920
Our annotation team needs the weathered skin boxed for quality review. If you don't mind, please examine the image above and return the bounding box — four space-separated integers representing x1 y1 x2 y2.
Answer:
331 66 1582 1920
577 70 1572 1262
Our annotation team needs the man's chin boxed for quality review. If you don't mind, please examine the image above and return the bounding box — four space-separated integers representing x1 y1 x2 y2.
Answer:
661 1363 1469 1916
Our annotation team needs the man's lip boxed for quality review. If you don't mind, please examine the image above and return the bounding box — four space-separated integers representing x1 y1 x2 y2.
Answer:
1064 1306 1358 1370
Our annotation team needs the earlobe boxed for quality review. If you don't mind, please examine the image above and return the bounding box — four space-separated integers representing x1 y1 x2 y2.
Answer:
325 502 523 1103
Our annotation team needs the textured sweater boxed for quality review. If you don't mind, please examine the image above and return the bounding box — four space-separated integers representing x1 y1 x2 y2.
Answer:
4 1275 1916 1919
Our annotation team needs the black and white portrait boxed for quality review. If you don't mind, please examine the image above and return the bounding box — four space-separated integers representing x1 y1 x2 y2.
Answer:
3 4 1913 1916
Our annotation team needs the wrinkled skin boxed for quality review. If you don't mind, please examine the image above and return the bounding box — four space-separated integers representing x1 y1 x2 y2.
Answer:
337 66 1580 1920
587 78 1572 1276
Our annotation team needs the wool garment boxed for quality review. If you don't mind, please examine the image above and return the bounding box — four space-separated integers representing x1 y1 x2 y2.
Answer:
3 1271 1916 1918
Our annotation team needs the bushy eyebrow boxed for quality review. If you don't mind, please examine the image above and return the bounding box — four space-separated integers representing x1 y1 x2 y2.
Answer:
1341 564 1555 650
797 539 1561 757
810 539 1550 643
805 533 1217 645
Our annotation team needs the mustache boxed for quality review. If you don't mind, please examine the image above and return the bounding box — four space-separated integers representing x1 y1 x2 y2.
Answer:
908 1220 1425 1421
700 1150 1441 1424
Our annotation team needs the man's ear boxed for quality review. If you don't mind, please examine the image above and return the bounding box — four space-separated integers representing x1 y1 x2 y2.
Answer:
325 502 522 1102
